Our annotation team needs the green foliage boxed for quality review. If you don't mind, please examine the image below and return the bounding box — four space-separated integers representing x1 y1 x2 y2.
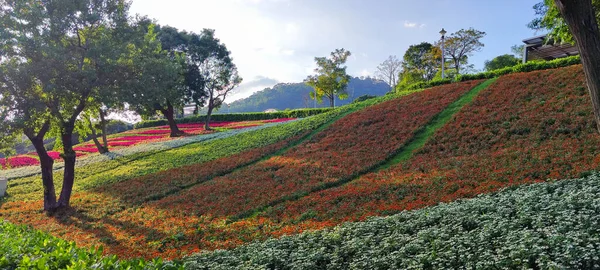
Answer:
305 49 352 107
352 95 377 104
133 108 333 129
443 28 486 75
184 174 600 269
529 0 600 43
484 54 521 71
0 220 183 269
396 55 581 92
401 42 440 82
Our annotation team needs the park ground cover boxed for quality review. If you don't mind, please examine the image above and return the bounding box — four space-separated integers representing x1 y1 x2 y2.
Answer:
0 79 482 259
3 170 600 269
2 65 599 267
0 119 296 169
247 64 600 237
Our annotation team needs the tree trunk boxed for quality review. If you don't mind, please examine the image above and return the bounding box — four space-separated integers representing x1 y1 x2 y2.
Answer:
88 117 108 154
554 0 600 133
56 124 77 209
205 100 214 131
25 128 57 211
329 95 335 108
99 109 109 151
161 101 182 137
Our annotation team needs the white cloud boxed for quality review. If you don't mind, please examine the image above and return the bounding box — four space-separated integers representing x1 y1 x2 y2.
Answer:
403 21 426 29
360 69 372 77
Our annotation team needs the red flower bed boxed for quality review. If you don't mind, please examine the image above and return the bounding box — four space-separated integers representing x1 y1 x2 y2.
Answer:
109 136 164 142
73 146 100 153
0 155 39 169
136 129 173 135
108 141 139 147
262 65 600 233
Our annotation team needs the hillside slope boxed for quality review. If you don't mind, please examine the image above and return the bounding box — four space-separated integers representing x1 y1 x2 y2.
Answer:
0 80 482 259
228 77 390 113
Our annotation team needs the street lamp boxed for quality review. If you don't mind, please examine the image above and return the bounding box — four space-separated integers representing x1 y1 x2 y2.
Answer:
440 28 447 79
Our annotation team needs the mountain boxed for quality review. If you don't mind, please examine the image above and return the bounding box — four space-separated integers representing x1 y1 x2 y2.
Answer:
228 77 390 113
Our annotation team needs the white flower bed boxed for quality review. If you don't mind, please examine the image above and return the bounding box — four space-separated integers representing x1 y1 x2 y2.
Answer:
2 120 297 180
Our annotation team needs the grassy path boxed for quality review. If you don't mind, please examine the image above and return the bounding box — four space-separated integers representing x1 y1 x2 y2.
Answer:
378 77 497 170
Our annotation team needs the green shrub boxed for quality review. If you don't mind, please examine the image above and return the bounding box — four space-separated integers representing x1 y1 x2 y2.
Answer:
352 95 377 103
134 108 333 129
0 220 183 269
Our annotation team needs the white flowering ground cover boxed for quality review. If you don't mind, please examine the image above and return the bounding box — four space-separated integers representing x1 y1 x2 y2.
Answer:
183 174 600 269
1 121 296 180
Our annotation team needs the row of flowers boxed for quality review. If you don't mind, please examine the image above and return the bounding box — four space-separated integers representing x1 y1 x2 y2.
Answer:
1 119 297 169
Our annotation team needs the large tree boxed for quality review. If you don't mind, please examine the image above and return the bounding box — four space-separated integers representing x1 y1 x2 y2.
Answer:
305 49 352 107
375 55 401 88
443 28 486 75
549 0 600 133
484 54 521 71
402 42 440 81
0 0 133 211
124 22 187 138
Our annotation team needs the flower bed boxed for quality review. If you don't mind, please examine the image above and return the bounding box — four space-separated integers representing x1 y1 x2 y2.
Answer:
258 65 600 234
0 156 39 169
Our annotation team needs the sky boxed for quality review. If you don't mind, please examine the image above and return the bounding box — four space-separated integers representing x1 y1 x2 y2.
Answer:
129 0 544 101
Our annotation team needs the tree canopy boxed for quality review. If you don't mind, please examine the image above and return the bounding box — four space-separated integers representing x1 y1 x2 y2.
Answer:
305 49 352 107
484 54 521 71
443 28 486 75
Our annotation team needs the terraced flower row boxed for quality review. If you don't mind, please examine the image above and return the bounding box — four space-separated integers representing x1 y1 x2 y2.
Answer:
7 80 482 259
254 65 600 235
0 119 297 169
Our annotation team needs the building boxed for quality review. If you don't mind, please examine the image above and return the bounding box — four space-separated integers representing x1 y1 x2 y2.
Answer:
522 34 579 63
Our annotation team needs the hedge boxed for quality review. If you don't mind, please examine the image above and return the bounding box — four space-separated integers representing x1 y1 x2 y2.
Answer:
134 108 333 129
396 55 581 92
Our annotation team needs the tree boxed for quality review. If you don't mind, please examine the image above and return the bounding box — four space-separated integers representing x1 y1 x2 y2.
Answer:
484 54 521 71
200 55 242 130
305 49 352 107
551 0 600 133
443 28 486 75
511 44 525 58
375 55 401 88
402 42 440 81
529 0 600 43
0 0 132 210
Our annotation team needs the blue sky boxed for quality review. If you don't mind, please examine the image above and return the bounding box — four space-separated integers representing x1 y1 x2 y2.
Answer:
130 0 543 101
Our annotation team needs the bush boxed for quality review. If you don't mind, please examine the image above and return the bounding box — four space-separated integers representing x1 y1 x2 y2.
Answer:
352 95 377 103
396 55 581 92
134 108 333 129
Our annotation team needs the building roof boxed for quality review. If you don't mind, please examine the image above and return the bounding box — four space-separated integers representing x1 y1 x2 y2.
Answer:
523 35 579 61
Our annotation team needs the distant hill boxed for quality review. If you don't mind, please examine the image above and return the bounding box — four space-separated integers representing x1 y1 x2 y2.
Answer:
228 77 390 113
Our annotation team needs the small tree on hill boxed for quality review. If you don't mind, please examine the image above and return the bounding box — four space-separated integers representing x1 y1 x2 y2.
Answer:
200 55 242 130
443 28 486 75
305 49 352 107
376 55 402 88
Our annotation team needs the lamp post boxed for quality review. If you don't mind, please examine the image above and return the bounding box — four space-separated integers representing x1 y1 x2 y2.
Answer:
440 28 447 79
